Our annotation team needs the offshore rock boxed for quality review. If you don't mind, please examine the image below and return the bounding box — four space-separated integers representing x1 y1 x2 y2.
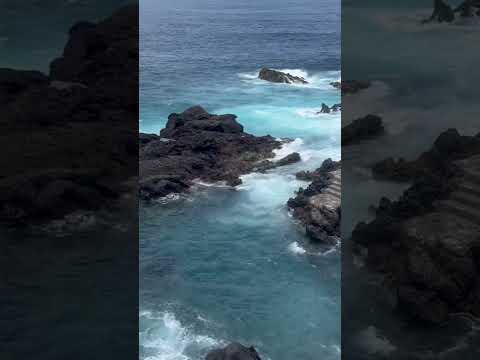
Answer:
258 68 308 84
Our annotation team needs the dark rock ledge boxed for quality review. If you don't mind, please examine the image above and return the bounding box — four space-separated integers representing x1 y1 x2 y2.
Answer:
288 158 341 245
139 106 301 200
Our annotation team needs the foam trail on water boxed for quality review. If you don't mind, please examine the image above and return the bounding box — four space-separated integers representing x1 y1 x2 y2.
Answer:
140 311 221 360
288 241 307 255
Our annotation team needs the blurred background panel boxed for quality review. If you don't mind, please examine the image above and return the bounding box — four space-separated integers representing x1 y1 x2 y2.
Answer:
342 1 480 359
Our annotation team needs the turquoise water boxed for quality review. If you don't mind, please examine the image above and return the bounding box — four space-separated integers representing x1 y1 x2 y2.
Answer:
140 0 341 359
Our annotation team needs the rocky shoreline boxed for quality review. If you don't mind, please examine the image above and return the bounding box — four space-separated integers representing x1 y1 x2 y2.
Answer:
139 106 302 200
288 159 341 245
352 129 480 324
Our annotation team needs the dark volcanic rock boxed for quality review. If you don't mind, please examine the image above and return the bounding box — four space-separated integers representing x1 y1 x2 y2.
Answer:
206 343 262 360
254 152 301 172
319 103 331 114
330 80 371 94
0 4 138 225
288 159 341 245
139 106 284 200
342 114 384 145
316 103 341 114
258 68 308 84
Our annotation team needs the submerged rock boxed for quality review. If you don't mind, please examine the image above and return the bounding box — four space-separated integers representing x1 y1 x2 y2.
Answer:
140 106 286 200
206 343 262 360
258 68 308 84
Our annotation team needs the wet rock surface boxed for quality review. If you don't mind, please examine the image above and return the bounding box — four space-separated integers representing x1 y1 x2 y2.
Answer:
139 106 301 200
0 4 138 225
288 159 341 245
317 102 341 114
258 68 308 84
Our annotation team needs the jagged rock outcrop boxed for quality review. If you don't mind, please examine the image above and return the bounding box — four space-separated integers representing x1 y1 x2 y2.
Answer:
258 68 308 84
288 159 341 245
352 130 480 325
317 102 341 114
139 106 301 200
330 80 371 94
206 343 262 360
342 114 384 145
0 4 138 225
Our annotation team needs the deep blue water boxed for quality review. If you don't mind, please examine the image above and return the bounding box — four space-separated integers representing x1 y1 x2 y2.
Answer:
140 0 341 359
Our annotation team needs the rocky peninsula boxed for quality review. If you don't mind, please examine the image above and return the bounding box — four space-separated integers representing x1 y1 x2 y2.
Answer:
139 106 301 200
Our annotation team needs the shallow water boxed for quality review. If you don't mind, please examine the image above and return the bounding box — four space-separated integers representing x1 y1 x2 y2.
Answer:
140 0 341 359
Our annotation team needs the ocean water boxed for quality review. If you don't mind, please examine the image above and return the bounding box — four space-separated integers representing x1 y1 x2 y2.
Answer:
139 0 341 359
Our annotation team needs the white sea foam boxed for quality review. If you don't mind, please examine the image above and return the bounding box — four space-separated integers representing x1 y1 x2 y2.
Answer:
296 107 341 119
155 193 182 204
192 179 231 189
140 311 221 360
288 241 307 255
273 138 305 161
